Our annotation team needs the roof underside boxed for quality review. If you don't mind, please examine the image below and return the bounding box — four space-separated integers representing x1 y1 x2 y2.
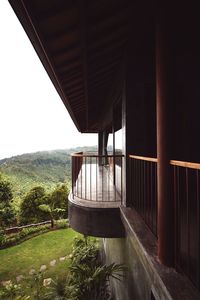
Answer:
9 0 130 132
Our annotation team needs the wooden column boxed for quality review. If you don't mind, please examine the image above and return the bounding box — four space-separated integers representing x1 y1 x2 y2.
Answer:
98 132 103 165
103 131 109 156
98 132 103 155
156 21 174 266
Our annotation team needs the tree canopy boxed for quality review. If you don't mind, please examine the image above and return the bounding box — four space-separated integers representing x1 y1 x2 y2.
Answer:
0 173 13 204
0 173 15 228
20 184 69 225
20 186 47 224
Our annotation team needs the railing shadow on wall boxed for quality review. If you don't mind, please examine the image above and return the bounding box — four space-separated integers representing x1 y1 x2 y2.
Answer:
71 152 123 204
129 154 200 291
171 160 200 291
129 155 158 237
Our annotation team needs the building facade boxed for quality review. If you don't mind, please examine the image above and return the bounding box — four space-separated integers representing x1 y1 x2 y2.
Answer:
9 1 200 299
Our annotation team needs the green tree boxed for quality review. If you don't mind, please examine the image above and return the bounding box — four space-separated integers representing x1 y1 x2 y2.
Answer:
20 186 47 224
39 184 69 228
38 204 65 228
0 173 16 228
50 183 69 218
0 173 13 203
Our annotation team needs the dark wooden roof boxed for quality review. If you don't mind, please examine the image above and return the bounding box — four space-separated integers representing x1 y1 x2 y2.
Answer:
9 0 130 132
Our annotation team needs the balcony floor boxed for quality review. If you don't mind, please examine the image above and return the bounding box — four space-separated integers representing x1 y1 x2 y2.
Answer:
72 163 121 208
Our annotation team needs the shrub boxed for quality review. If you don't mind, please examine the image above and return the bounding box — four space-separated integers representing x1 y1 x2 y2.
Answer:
0 282 25 299
70 236 99 268
55 219 69 229
0 224 51 249
0 231 6 247
66 236 126 300
0 235 126 300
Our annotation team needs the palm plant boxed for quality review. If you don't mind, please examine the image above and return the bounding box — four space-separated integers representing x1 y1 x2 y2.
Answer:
23 236 126 300
68 262 126 300
0 282 26 300
43 277 69 300
27 271 45 300
66 236 126 300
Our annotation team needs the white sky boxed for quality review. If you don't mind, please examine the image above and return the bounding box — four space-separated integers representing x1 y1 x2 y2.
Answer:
0 0 97 160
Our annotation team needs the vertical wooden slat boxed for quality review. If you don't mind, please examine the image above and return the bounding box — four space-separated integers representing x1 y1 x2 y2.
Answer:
197 170 200 289
186 168 190 276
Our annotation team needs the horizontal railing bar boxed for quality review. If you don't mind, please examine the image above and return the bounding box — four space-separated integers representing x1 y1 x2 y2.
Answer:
72 152 124 158
170 160 200 170
129 154 157 163
74 195 120 203
129 155 200 170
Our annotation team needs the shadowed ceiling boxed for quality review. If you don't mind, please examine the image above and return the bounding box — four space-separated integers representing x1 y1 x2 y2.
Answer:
9 0 130 132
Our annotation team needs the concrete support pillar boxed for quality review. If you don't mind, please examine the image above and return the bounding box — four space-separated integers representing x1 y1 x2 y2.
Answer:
103 131 109 156
98 132 103 165
103 130 109 165
98 131 109 165
98 132 103 156
156 22 174 266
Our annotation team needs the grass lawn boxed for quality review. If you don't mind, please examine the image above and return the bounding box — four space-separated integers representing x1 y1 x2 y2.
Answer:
0 228 79 282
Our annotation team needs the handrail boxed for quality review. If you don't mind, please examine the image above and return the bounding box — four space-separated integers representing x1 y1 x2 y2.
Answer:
129 154 157 163
129 153 158 237
170 160 200 170
72 152 124 158
129 155 200 170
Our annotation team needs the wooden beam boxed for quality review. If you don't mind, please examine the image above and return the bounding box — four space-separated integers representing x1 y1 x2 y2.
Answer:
88 54 121 72
88 25 127 51
63 78 83 91
61 68 82 83
58 60 81 75
45 25 78 43
88 59 119 78
56 55 80 69
79 0 89 130
89 72 115 86
88 41 125 62
65 85 84 96
68 89 84 99
34 1 75 22
54 47 81 65
52 42 80 57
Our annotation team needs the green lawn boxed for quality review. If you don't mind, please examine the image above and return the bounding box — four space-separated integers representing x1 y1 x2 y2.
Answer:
0 228 79 282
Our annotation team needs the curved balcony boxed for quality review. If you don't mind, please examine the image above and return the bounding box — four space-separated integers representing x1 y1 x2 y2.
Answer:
68 152 125 237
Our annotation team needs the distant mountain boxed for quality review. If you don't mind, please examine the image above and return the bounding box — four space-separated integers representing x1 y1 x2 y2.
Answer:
0 146 97 199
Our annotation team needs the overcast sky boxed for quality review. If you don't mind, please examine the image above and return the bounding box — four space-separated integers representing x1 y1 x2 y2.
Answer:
0 0 97 160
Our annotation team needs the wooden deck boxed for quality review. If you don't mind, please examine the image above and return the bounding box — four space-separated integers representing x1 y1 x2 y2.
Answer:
72 163 121 208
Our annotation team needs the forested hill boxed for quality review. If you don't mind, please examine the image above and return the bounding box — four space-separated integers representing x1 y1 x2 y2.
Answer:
0 146 97 199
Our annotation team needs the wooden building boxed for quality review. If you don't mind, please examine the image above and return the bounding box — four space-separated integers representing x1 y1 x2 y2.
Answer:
9 1 200 299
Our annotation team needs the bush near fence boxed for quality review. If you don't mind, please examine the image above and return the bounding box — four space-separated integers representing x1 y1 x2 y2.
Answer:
0 219 69 249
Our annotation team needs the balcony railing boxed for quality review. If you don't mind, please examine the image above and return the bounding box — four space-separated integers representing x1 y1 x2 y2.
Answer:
129 155 158 237
129 154 200 291
71 152 123 206
171 160 200 290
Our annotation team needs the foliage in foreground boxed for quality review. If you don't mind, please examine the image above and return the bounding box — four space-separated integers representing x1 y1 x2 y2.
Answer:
66 236 125 300
0 235 126 300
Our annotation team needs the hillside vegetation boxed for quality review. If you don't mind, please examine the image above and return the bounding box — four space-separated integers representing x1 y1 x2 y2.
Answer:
0 146 97 200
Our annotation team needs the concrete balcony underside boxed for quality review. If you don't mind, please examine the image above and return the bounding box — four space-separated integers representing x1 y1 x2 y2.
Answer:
69 197 125 238
69 162 125 237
